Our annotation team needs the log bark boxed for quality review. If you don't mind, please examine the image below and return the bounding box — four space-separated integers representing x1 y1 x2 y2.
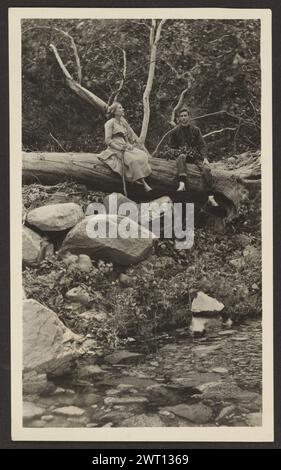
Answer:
22 152 260 218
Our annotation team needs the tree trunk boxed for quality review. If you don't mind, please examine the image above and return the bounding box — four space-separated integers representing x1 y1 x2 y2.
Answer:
139 19 166 144
22 151 260 220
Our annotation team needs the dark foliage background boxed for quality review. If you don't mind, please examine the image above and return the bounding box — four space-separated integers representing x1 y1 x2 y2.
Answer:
22 18 260 159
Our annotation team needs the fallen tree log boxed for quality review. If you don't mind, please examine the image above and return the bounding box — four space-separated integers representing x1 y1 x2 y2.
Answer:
22 151 260 219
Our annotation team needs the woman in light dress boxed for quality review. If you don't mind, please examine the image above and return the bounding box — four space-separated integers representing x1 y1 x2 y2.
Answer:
98 102 152 192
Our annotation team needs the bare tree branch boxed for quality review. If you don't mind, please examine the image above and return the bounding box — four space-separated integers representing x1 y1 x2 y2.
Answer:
139 19 166 144
152 126 237 156
163 59 195 80
108 48 127 106
194 110 260 129
49 43 73 80
50 43 108 112
170 88 189 127
155 19 166 43
151 126 179 156
49 133 66 152
127 59 158 78
210 34 232 44
203 127 237 138
23 26 82 83
131 20 151 31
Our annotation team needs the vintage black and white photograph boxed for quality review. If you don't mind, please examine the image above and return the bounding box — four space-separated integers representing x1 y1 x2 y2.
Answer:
10 8 273 441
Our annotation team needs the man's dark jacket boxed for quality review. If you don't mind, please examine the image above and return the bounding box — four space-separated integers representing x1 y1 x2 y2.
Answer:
169 123 207 161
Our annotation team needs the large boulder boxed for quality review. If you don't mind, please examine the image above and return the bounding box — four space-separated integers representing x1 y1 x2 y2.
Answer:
164 403 213 424
23 299 81 377
26 203 84 231
103 193 173 237
22 226 47 267
60 214 155 266
103 193 134 215
22 370 51 395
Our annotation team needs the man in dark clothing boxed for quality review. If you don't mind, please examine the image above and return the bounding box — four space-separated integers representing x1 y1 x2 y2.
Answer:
168 107 218 206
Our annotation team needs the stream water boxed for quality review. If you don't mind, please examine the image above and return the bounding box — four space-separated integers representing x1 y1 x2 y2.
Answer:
23 318 262 428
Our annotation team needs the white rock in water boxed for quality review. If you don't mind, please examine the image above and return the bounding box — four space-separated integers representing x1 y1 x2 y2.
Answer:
60 214 155 266
26 203 84 231
54 406 85 417
190 316 223 335
191 292 224 313
23 299 81 377
22 226 44 267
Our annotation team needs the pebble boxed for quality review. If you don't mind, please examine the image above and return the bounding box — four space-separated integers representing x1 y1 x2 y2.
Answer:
67 416 88 425
216 405 236 422
41 415 54 422
116 384 135 391
53 387 66 395
158 410 175 418
211 367 228 374
218 330 236 336
149 361 159 367
104 396 148 406
106 389 120 396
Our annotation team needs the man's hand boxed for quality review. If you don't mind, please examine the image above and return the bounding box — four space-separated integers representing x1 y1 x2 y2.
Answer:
203 158 210 166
